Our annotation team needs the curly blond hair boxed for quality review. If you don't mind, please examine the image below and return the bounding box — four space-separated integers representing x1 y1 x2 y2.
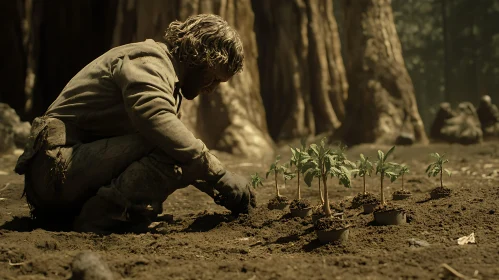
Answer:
164 14 244 76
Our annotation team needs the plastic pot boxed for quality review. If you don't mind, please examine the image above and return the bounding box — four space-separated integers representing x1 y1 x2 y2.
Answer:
316 227 350 244
290 207 312 218
373 209 406 225
363 203 378 214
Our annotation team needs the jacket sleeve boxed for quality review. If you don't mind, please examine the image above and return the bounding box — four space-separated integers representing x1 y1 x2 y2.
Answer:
113 53 225 181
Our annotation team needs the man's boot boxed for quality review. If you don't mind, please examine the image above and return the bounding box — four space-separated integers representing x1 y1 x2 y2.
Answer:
73 194 128 234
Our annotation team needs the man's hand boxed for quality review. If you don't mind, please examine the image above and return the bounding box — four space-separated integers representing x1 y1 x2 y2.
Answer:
214 171 256 215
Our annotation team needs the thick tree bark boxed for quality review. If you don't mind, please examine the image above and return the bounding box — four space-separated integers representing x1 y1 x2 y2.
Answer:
29 0 117 119
113 0 274 159
0 1 26 118
341 0 428 145
252 0 348 141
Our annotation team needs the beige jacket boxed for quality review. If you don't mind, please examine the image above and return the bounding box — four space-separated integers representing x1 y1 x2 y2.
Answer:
16 39 223 179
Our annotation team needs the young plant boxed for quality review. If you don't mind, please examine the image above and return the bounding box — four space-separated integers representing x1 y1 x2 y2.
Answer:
397 164 410 191
281 163 296 189
266 155 294 198
425 153 451 188
250 173 264 189
355 154 374 195
302 138 354 217
375 146 400 206
289 139 310 200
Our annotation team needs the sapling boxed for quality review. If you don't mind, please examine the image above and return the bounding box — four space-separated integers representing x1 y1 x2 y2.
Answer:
398 164 410 191
289 139 310 201
281 163 296 189
266 155 294 209
302 138 353 217
303 158 324 207
266 155 284 198
351 154 378 209
250 173 264 189
425 153 451 188
356 154 374 195
375 146 400 206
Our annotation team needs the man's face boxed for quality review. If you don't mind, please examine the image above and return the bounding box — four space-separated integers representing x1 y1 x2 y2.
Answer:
180 64 233 100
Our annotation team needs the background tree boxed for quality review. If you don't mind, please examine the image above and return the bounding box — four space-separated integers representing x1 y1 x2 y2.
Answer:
340 0 428 145
252 0 348 140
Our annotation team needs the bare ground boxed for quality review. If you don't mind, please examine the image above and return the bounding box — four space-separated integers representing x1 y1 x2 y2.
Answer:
0 142 498 279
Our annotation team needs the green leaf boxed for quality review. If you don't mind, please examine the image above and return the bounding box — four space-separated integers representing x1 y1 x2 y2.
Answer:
377 150 384 162
444 169 452 177
385 146 395 161
304 170 315 187
309 144 319 157
360 153 366 161
265 171 271 178
344 159 357 169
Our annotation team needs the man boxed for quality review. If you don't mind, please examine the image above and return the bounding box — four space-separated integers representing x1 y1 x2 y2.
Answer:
14 14 256 234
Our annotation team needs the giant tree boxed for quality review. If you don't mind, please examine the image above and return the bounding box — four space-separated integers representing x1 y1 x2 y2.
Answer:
340 0 428 145
252 0 348 141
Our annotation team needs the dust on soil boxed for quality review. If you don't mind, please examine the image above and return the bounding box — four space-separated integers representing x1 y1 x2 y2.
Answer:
1 143 498 279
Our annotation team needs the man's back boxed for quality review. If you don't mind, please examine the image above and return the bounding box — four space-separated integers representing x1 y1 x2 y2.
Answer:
46 39 180 139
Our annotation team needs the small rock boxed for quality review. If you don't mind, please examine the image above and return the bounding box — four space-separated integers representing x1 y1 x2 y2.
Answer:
408 238 430 247
489 209 495 215
395 132 415 146
70 251 114 280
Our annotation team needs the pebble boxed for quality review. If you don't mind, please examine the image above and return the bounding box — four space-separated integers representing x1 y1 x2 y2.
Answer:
70 251 114 280
408 238 430 248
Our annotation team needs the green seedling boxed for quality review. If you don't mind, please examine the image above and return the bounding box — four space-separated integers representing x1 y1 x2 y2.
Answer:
289 138 310 200
425 153 451 188
281 163 296 189
355 154 374 195
302 138 354 217
375 146 400 205
250 173 264 189
397 164 410 191
266 155 294 198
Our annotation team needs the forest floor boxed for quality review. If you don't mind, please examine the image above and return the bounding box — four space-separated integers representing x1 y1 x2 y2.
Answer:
0 142 498 279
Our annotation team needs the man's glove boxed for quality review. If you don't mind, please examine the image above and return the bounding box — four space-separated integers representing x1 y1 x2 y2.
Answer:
213 171 256 215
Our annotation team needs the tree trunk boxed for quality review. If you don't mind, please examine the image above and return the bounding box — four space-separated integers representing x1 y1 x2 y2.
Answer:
29 0 118 119
113 0 274 159
0 0 27 118
252 0 348 141
340 0 428 145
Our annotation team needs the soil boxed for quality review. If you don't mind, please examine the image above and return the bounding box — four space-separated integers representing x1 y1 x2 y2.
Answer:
267 195 289 208
393 189 412 195
289 199 312 210
314 217 350 231
374 203 407 213
350 192 379 208
1 142 499 279
430 186 452 198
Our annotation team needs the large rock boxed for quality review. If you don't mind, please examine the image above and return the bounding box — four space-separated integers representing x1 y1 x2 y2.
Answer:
477 95 499 138
0 122 15 154
438 102 482 144
0 103 31 152
430 102 456 140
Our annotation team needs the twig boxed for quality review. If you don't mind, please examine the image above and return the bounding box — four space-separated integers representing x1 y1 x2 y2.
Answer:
441 263 469 279
8 260 26 266
0 183 11 193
